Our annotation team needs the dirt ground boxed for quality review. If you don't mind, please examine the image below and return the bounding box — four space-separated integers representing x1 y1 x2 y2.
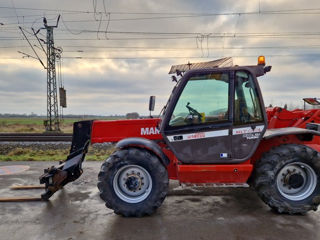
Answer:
1 161 320 240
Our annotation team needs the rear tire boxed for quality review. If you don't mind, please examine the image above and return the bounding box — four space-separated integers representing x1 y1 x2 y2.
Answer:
98 148 168 217
254 144 320 214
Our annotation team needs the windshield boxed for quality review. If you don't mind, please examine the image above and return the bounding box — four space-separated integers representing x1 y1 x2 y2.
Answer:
169 73 229 127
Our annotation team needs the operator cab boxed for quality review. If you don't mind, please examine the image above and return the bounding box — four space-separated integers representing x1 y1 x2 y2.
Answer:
160 57 270 164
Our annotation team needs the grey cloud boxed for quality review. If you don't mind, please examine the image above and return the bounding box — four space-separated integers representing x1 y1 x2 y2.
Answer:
1 0 320 114
0 66 46 92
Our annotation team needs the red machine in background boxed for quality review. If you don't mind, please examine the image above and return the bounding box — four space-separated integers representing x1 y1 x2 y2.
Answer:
267 98 320 129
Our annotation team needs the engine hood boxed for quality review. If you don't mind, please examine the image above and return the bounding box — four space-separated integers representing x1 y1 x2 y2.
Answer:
91 118 162 143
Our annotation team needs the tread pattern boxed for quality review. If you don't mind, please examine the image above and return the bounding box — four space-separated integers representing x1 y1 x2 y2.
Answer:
254 144 320 214
97 148 169 217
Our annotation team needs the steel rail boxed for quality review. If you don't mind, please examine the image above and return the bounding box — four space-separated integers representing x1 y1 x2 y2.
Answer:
0 133 72 142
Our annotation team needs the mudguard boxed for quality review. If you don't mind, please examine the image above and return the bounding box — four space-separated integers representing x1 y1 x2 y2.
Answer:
264 127 320 140
116 137 170 166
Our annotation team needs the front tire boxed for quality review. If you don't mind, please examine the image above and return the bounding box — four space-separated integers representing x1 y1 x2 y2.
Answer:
254 144 320 214
98 148 169 217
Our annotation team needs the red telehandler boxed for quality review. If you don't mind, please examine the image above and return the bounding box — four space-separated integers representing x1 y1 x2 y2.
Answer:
39 57 320 217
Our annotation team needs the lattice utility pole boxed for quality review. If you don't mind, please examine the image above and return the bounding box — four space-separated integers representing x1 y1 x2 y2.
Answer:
19 15 64 132
44 17 60 131
39 15 60 131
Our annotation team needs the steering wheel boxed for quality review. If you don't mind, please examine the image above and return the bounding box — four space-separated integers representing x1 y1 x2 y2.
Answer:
186 102 202 123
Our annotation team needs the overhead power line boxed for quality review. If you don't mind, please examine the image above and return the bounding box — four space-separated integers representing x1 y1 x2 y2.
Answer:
19 27 46 69
2 6 320 15
0 12 84 19
3 53 320 61
19 53 320 59
5 29 320 39
4 53 320 60
4 44 320 51
56 44 320 49
3 37 320 42
54 29 320 36
2 7 320 26
0 6 91 13
5 30 320 39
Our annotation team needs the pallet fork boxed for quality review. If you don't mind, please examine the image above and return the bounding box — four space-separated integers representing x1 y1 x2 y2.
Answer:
0 121 92 202
39 120 92 200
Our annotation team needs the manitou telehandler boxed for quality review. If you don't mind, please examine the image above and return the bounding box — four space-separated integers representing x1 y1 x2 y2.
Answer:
39 56 320 217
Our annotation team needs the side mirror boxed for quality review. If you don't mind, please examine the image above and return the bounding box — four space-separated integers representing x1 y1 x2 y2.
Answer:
264 66 272 73
245 82 251 88
149 96 156 117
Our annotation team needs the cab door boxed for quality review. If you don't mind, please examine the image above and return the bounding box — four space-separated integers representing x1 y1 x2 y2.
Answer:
162 70 233 164
232 70 267 161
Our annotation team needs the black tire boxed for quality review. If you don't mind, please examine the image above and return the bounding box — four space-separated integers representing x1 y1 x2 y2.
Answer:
97 147 169 217
254 144 320 214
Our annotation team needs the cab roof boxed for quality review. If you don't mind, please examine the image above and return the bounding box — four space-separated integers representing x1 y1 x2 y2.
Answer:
168 57 233 74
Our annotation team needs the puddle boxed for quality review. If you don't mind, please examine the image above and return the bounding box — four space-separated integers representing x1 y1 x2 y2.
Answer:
0 165 30 175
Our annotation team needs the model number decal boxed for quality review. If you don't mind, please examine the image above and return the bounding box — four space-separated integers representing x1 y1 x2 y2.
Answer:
232 125 264 135
243 133 261 139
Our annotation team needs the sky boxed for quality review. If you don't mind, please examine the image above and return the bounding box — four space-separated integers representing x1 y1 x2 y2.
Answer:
1 0 320 116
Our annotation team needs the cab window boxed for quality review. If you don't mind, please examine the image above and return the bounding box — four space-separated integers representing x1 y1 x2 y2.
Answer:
169 73 229 127
234 71 263 125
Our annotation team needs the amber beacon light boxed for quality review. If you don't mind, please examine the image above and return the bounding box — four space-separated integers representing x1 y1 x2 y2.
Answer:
258 56 266 66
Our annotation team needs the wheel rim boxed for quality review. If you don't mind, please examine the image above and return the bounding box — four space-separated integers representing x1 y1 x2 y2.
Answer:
276 162 317 201
113 165 152 203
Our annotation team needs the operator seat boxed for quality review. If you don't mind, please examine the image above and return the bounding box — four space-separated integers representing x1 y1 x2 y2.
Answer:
235 98 250 124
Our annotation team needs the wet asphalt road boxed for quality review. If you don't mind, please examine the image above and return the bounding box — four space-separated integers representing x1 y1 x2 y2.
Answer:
0 161 320 240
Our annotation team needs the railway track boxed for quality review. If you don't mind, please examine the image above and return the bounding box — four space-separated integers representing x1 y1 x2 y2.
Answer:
0 133 72 142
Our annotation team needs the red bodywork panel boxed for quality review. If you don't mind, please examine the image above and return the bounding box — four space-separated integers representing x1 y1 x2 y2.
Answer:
178 164 253 183
90 118 253 184
91 119 162 143
266 107 320 129
90 108 320 185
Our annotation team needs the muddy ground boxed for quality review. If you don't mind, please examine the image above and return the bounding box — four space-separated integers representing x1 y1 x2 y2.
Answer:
0 161 320 240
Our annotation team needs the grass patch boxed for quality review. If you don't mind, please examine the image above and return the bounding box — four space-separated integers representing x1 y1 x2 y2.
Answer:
0 146 114 161
0 118 78 133
0 117 125 133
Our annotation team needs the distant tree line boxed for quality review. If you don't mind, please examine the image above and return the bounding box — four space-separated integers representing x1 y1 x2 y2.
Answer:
0 113 126 119
0 113 152 119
